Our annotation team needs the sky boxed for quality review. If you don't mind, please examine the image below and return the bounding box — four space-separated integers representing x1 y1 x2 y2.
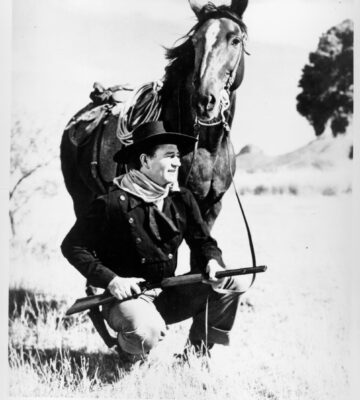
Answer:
12 0 355 155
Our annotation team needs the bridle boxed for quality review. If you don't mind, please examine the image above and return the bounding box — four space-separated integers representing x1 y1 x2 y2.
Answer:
192 26 246 133
185 20 245 182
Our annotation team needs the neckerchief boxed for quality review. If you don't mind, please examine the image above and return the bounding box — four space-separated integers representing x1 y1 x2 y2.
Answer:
114 169 179 204
114 170 180 241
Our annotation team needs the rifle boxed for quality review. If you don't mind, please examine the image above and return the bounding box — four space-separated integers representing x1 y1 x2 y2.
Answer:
66 265 267 316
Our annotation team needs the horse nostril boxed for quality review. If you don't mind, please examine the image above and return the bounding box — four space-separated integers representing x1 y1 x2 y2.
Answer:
196 93 216 115
207 94 216 110
202 94 215 112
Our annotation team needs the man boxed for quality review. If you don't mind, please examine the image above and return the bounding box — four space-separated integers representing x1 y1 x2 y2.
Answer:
61 121 247 363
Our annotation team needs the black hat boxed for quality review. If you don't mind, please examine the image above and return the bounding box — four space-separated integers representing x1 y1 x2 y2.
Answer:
114 121 197 163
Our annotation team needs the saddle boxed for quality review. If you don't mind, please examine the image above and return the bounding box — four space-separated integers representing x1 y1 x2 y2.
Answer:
64 81 163 191
64 83 131 147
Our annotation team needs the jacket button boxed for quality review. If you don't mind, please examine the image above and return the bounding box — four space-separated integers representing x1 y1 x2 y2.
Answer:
120 195 126 201
129 217 134 224
136 237 142 244
141 258 146 264
168 253 173 260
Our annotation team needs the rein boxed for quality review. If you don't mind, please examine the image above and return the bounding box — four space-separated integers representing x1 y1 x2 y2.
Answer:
226 135 257 287
184 39 257 284
184 125 257 287
184 122 257 287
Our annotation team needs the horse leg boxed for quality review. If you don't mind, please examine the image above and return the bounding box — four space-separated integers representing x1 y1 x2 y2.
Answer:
60 133 97 218
202 199 222 231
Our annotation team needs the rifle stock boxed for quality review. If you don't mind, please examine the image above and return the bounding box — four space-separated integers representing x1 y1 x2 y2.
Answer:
66 265 267 316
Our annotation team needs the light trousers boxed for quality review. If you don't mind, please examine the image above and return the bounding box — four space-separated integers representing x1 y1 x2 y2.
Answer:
102 276 243 355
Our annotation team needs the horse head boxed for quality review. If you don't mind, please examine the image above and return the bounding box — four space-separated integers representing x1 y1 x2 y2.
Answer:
188 0 248 123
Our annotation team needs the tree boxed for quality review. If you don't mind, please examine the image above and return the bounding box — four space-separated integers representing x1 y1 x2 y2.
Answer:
296 19 353 137
9 118 58 236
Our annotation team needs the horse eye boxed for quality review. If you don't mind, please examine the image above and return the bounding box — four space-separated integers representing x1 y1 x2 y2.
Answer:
231 37 241 46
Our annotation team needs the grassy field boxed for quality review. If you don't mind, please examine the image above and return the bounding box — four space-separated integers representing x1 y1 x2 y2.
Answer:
8 183 354 398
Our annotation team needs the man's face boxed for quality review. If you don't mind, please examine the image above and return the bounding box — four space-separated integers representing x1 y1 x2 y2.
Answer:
141 144 181 187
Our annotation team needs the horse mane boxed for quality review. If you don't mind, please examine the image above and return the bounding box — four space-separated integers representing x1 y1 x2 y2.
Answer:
161 4 247 100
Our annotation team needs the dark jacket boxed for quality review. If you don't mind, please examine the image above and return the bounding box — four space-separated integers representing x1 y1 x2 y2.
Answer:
61 185 224 288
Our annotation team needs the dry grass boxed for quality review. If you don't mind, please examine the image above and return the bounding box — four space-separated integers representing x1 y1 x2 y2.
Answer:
8 287 265 399
8 192 353 399
7 122 354 398
234 165 352 196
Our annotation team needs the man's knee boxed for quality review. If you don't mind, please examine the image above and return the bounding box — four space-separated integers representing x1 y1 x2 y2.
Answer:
117 321 166 354
223 275 251 293
106 300 166 354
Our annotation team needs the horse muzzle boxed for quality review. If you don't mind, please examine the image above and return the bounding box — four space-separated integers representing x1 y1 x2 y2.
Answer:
193 91 221 121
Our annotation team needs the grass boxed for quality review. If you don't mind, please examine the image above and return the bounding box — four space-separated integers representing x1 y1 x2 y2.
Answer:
8 193 353 399
8 287 266 399
7 148 355 398
8 284 350 399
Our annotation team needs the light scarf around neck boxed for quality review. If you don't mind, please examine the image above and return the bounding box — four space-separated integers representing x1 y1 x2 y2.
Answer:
114 169 180 204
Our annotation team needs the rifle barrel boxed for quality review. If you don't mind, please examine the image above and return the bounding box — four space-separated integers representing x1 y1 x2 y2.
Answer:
216 265 267 278
65 265 267 316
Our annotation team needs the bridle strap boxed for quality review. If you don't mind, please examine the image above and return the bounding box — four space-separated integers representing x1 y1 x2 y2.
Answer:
194 40 244 131
183 123 200 187
225 38 244 92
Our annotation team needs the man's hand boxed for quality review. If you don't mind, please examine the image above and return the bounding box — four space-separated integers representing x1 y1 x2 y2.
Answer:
107 276 145 301
203 259 226 289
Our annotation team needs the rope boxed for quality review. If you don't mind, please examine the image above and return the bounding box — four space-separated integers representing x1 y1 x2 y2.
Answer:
116 81 163 146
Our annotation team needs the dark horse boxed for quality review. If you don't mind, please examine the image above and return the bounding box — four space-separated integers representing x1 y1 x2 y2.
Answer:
60 0 248 231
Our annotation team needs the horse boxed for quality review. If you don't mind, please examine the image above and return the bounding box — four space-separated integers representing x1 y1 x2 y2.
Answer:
60 0 249 231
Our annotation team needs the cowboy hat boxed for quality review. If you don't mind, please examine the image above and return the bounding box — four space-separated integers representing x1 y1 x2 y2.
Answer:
114 121 197 163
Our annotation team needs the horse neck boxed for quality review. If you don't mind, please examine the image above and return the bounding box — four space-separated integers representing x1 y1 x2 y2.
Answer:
161 74 194 134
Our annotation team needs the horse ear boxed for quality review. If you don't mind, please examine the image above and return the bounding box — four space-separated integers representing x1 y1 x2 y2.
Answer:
231 0 248 18
188 0 206 17
189 1 248 19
